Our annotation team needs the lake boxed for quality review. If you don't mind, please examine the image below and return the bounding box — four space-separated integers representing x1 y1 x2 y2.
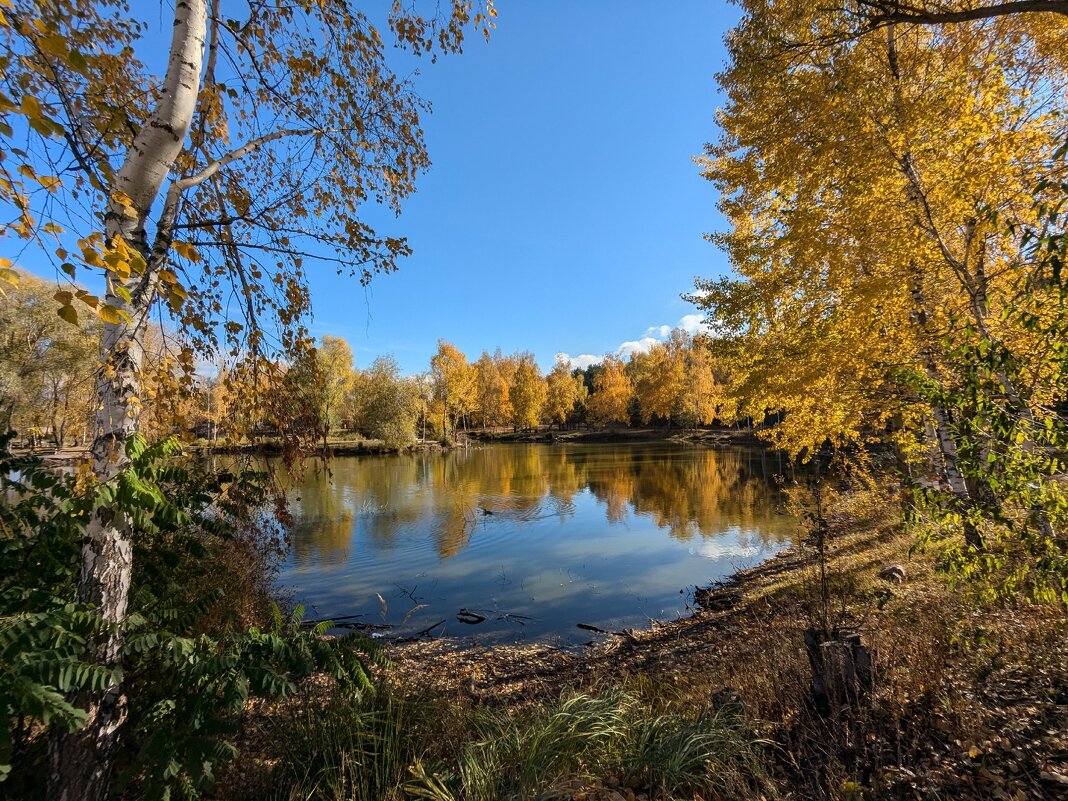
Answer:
279 442 794 646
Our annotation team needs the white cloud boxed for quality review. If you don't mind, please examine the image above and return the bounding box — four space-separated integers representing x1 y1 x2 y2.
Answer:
555 352 602 370
555 313 712 370
677 314 708 334
616 336 662 359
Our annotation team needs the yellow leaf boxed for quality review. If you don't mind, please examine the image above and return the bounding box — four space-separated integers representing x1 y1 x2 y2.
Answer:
18 94 41 120
0 257 13 269
172 241 202 263
37 34 67 59
110 190 138 218
37 175 61 192
0 268 19 289
97 304 122 325
57 304 78 325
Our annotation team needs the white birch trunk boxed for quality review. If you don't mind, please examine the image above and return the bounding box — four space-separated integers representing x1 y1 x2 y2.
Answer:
47 3 208 799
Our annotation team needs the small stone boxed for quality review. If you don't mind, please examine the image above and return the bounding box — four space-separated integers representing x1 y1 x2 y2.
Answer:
879 564 907 583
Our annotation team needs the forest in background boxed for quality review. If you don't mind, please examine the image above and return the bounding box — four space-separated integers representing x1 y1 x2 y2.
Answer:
2 277 733 450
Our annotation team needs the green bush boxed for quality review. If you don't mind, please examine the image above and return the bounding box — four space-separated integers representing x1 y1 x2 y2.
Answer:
1 433 382 800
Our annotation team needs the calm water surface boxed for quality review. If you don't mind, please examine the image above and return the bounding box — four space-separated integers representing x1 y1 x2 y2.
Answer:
280 443 794 646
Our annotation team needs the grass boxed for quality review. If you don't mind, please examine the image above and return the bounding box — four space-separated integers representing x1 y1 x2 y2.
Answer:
244 687 773 801
263 693 420 801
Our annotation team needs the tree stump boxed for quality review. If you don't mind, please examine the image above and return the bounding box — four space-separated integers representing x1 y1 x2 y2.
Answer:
804 627 872 717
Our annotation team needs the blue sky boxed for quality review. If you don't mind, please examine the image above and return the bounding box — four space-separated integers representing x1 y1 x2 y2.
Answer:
308 1 740 373
17 1 740 375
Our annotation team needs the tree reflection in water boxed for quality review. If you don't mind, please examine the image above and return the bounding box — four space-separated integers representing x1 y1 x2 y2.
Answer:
285 444 791 564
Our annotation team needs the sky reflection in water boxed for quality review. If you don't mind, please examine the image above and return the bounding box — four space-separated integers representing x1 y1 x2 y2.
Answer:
280 443 794 646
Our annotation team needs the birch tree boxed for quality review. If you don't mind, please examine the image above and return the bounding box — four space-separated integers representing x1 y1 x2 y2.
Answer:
588 355 633 426
544 359 581 428
0 2 494 797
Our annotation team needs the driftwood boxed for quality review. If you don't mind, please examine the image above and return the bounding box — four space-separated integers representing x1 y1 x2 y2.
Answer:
298 613 368 629
414 619 447 637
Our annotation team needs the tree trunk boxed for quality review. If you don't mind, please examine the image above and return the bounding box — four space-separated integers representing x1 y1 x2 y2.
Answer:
47 3 208 799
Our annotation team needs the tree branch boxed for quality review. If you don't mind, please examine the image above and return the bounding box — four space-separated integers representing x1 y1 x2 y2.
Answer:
855 0 1068 27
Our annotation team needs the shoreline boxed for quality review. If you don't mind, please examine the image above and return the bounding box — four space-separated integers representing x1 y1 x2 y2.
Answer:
382 537 814 704
11 426 770 464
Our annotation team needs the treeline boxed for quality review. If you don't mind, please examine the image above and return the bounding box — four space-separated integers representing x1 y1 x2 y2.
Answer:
2 280 734 450
289 329 734 447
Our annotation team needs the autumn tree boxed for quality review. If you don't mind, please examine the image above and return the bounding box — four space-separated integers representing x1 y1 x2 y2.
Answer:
544 359 583 428
474 349 511 428
0 2 495 796
695 1 1068 573
629 330 688 427
509 352 546 430
696 2 1067 452
316 335 355 443
0 272 98 445
588 355 633 426
680 337 723 430
431 340 476 438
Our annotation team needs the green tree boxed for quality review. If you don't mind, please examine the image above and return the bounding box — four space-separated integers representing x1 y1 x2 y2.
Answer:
359 355 418 449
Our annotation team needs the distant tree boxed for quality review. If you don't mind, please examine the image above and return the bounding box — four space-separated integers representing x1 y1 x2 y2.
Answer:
359 355 418 448
316 336 355 444
509 352 546 430
575 363 603 396
412 371 434 441
474 350 511 428
571 371 590 428
629 330 687 427
544 360 582 428
431 340 476 437
0 273 98 444
679 337 722 430
588 355 633 426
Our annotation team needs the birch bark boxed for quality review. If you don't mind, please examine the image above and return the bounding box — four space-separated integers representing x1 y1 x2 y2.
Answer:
47 3 208 798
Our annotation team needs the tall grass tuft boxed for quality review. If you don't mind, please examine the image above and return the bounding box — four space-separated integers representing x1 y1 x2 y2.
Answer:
267 692 416 801
406 689 772 801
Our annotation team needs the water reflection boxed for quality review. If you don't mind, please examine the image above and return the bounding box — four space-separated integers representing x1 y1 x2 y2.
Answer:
278 444 793 644
289 445 788 562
